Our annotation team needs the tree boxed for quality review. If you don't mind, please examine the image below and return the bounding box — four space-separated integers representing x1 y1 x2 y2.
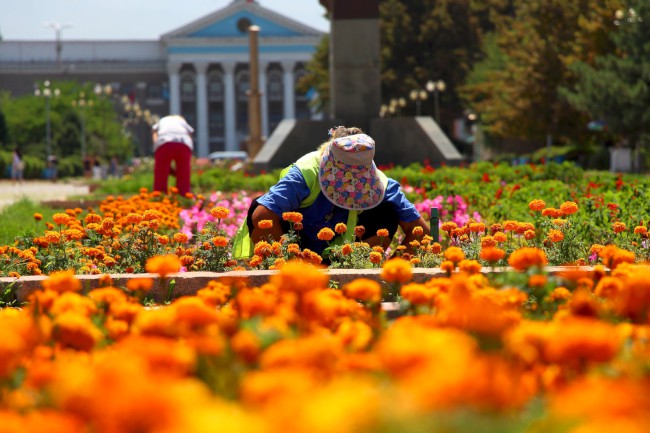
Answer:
460 0 624 147
562 1 650 155
297 35 330 113
298 1 502 127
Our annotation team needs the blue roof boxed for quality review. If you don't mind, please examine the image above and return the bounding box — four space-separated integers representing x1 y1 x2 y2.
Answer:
188 11 303 38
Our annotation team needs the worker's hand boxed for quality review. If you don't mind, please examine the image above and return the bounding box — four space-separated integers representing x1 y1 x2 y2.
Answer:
251 204 285 244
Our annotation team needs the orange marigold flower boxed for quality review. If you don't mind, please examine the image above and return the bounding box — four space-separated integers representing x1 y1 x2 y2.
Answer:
173 232 189 244
560 201 579 215
249 255 263 268
258 220 273 229
612 222 627 234
126 278 154 292
343 278 381 303
412 226 424 236
293 222 303 231
212 236 229 247
508 247 547 271
590 244 605 255
45 231 61 244
270 260 327 294
458 259 482 274
126 213 143 224
380 258 412 283
317 228 335 241
547 286 571 302
287 243 301 255
210 206 230 219
548 229 565 242
503 220 518 232
376 228 390 237
354 225 366 238
180 255 194 266
444 246 465 264
489 223 503 234
369 251 383 264
552 218 568 227
517 222 535 234
145 254 181 277
41 270 82 293
52 213 71 226
33 213 43 221
481 235 496 248
494 231 507 243
524 229 536 240
400 283 432 305
101 218 115 231
254 241 272 257
282 211 303 223
481 247 506 263
430 242 442 254
335 223 347 234
372 245 385 253
158 235 170 245
341 244 353 255
440 260 455 273
634 226 648 236
85 213 101 224
441 222 458 233
528 199 546 211
469 222 486 233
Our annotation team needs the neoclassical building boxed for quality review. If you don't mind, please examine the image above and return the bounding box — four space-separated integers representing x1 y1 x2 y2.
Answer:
0 0 324 157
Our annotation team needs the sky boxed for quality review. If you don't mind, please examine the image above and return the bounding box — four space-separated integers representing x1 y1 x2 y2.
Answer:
1 0 330 40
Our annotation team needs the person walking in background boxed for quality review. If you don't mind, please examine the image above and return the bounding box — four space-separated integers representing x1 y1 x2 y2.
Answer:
11 148 24 184
151 115 194 196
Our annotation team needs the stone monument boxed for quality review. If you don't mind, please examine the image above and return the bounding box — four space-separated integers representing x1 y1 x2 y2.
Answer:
253 0 462 170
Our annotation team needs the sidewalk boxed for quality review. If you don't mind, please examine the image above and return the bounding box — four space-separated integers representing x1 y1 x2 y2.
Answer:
0 180 91 211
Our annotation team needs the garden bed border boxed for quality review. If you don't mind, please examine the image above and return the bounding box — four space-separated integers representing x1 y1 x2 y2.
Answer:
0 266 596 304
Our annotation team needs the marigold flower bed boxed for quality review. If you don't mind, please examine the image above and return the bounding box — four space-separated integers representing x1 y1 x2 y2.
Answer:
1 257 650 432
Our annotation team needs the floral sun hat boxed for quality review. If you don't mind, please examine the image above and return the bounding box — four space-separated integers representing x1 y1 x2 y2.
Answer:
319 133 387 211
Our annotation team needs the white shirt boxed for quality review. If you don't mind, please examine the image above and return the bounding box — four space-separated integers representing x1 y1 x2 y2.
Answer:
152 115 194 152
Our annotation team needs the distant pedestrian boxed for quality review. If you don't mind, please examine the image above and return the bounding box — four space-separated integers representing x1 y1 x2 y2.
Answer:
151 115 194 196
83 155 92 178
47 154 58 182
109 156 119 178
11 148 24 184
92 158 103 180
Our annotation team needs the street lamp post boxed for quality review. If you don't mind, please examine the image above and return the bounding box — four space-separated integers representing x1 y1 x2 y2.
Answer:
43 21 72 66
34 80 60 157
72 92 93 158
426 79 446 125
409 89 428 116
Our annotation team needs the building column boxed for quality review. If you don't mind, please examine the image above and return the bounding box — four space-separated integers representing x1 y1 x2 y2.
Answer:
195 62 209 158
259 61 269 138
222 62 237 152
282 61 295 120
167 62 182 115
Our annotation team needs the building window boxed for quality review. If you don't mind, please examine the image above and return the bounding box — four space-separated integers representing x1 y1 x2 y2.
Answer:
180 72 196 102
146 83 162 99
208 72 224 102
267 70 283 101
236 71 250 102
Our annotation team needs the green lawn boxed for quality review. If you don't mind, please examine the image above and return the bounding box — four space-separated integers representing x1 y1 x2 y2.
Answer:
0 199 65 246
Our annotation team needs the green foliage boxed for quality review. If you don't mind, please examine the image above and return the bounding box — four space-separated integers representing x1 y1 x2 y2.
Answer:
0 82 135 161
460 0 625 146
561 0 650 152
296 35 330 112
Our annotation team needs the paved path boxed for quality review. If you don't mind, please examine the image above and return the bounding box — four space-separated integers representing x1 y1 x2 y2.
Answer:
0 180 91 210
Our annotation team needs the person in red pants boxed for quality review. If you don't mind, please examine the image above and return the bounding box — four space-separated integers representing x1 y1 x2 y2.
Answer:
151 115 194 196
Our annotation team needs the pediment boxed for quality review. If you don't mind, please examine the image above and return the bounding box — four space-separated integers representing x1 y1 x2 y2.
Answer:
162 0 324 40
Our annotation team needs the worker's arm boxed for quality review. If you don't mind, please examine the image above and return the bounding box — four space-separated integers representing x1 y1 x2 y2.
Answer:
398 216 431 255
